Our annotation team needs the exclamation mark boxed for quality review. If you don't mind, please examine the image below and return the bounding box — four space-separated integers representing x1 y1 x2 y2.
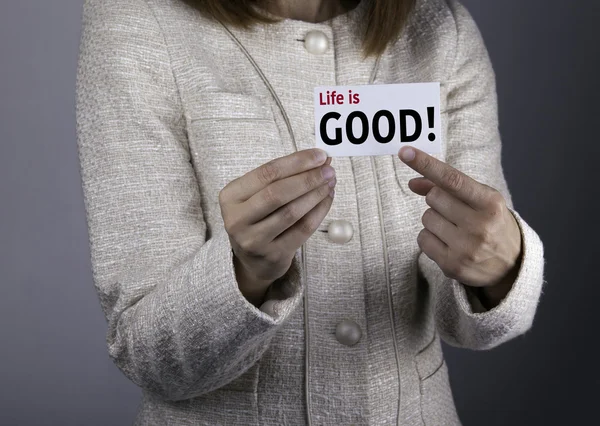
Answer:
427 107 436 141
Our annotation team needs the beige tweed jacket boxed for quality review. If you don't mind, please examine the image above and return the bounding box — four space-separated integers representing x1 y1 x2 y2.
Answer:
75 0 545 424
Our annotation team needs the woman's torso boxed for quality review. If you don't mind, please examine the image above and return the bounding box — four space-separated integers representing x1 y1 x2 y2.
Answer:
134 0 460 424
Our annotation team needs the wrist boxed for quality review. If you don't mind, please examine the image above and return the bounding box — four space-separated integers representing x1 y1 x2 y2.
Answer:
478 250 523 310
478 274 514 310
233 253 274 307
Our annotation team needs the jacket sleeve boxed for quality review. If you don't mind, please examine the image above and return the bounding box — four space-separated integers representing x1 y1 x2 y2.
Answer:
75 0 304 401
418 0 545 350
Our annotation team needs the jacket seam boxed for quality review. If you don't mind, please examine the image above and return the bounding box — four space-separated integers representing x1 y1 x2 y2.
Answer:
420 358 445 382
363 53 403 426
418 359 446 426
214 19 298 152
136 0 193 395
210 17 310 425
370 157 402 426
443 0 461 84
140 0 189 142
417 329 438 355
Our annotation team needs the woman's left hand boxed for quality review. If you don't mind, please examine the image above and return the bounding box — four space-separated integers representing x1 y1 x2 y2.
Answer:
398 146 523 307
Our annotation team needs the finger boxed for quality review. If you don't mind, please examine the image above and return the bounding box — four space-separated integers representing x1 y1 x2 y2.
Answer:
424 186 475 227
399 146 488 209
417 228 448 267
227 148 329 201
408 177 435 196
253 179 336 241
421 208 462 247
276 190 335 251
243 165 336 223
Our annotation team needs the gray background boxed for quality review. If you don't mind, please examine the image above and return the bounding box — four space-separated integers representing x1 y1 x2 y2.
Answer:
1 0 598 425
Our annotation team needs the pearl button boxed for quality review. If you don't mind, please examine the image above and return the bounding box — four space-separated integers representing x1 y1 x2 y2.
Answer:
335 319 362 346
304 30 329 55
327 220 354 244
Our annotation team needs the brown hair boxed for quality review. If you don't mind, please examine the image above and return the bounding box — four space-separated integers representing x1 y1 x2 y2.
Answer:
180 0 417 57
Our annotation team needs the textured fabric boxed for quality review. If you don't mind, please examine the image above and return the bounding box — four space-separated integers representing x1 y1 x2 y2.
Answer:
74 0 545 424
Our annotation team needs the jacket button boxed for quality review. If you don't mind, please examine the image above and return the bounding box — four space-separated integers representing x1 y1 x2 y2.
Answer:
335 319 362 346
327 220 354 244
304 30 329 54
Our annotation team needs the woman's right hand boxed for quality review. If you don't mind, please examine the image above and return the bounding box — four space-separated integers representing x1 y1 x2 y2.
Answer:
219 148 336 305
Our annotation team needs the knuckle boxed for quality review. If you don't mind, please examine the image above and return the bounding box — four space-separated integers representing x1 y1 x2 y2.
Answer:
417 228 428 247
486 190 505 214
237 236 261 256
419 155 433 172
308 148 321 164
461 247 478 263
223 213 241 235
298 217 317 236
218 188 228 206
264 250 283 265
473 219 495 245
259 161 280 184
317 182 331 198
422 208 435 226
463 236 485 262
281 203 299 223
303 171 316 192
479 224 495 243
444 262 463 280
235 238 250 254
425 186 440 206
222 215 234 233
444 263 462 280
442 169 464 192
262 186 282 207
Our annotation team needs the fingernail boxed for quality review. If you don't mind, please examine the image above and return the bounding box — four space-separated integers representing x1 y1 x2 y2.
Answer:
329 188 335 198
400 147 415 162
328 177 337 188
321 165 335 181
315 149 328 163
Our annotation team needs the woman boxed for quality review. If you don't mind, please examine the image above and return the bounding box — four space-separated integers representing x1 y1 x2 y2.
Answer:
75 0 545 424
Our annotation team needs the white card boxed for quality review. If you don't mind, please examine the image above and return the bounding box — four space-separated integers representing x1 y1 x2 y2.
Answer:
314 83 441 157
